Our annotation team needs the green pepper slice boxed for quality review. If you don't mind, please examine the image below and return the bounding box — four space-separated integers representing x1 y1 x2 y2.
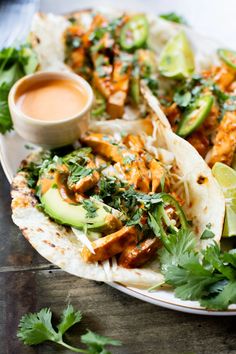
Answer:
150 193 189 250
218 48 236 70
120 15 148 51
177 94 214 138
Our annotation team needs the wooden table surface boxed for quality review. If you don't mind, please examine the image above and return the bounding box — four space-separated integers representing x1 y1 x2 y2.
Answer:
1 164 236 354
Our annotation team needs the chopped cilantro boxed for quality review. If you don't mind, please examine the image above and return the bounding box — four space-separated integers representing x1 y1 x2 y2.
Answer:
82 199 99 218
174 91 191 107
126 208 144 227
67 165 94 185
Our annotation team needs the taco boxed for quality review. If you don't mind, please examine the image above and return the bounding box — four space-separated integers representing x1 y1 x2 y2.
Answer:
11 112 225 288
29 9 236 169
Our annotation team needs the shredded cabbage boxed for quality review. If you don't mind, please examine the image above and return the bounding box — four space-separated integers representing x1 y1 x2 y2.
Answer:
72 227 95 254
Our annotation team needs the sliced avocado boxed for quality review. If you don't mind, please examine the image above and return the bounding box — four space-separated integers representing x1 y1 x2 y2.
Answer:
40 187 119 231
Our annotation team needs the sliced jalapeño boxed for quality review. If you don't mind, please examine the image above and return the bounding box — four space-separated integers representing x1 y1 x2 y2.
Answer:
120 15 148 51
218 48 236 70
177 94 214 138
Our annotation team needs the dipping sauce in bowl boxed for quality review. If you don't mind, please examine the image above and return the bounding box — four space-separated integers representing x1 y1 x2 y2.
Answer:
16 78 89 121
9 71 93 148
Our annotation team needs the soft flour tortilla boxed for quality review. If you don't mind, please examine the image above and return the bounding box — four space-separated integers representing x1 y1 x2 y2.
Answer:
11 115 225 287
141 85 225 247
92 117 225 248
11 171 164 288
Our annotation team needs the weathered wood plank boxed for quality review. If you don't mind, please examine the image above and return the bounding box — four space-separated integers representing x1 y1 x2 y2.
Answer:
1 269 236 354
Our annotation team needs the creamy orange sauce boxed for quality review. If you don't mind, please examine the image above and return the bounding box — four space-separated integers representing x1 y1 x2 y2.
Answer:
16 78 88 121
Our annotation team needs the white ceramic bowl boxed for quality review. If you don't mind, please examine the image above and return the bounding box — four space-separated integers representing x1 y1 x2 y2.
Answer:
8 71 94 148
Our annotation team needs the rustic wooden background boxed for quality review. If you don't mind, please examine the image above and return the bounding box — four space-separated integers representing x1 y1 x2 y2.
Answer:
1 164 236 354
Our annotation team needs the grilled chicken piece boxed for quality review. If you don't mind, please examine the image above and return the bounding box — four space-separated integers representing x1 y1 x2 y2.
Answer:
212 65 235 91
208 112 236 167
81 133 126 163
81 226 137 262
68 160 99 194
112 57 131 93
127 159 150 193
92 53 113 98
93 65 113 99
107 57 131 118
202 65 236 91
187 131 210 158
70 170 100 194
122 134 145 152
107 90 126 118
70 47 86 72
82 133 151 192
149 159 165 193
118 238 160 268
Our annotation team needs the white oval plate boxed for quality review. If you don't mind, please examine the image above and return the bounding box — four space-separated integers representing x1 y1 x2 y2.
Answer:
1 124 236 316
1 0 236 315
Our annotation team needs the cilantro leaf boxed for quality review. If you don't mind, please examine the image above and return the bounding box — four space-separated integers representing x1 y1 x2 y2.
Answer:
57 304 82 335
160 12 188 25
17 305 122 353
159 229 196 270
223 251 236 268
0 83 12 133
0 45 38 134
201 281 236 310
126 208 143 227
17 308 59 345
203 243 236 280
159 228 236 310
81 330 122 354
82 199 99 218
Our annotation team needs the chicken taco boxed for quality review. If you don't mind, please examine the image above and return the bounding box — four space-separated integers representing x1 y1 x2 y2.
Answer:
28 9 236 170
11 114 225 288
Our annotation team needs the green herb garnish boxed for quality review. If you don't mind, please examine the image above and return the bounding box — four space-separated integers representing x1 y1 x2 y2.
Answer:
68 165 94 185
82 199 99 218
17 305 122 353
159 229 236 310
0 46 38 134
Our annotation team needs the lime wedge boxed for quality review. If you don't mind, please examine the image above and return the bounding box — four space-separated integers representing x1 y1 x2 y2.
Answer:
212 162 236 237
159 30 195 79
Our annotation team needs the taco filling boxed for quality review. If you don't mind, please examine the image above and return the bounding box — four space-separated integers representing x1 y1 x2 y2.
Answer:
63 12 158 120
25 131 194 269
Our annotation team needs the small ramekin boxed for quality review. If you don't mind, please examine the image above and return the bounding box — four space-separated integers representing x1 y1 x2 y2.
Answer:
8 71 94 148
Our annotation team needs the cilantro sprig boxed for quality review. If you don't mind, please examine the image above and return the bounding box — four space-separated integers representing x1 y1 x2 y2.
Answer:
17 305 122 353
159 229 236 310
0 46 38 134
